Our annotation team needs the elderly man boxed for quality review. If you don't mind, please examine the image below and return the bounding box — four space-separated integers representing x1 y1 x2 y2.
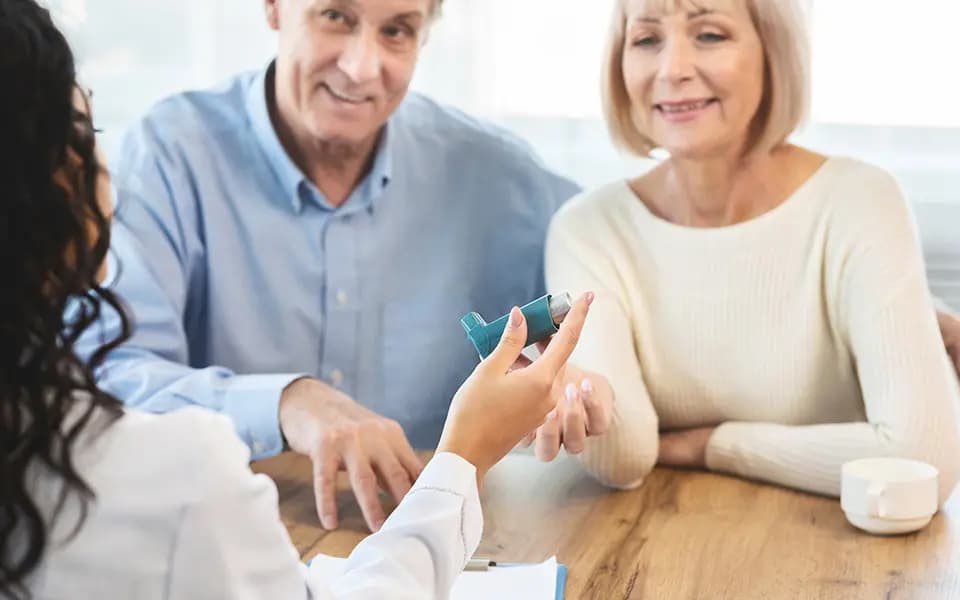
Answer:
85 0 577 534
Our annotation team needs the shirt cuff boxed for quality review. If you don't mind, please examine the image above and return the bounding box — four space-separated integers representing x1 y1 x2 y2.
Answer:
219 373 306 460
705 422 745 475
410 452 483 565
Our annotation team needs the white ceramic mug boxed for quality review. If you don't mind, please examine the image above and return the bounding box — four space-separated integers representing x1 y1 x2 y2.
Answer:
840 457 939 535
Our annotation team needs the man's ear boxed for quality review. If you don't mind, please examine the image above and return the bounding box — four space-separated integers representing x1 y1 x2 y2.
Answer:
265 0 281 31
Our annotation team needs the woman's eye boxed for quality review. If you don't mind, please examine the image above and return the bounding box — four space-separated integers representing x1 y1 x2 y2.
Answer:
632 35 660 48
697 32 727 43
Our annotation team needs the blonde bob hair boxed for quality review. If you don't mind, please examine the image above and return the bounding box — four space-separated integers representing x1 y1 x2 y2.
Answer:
602 0 810 157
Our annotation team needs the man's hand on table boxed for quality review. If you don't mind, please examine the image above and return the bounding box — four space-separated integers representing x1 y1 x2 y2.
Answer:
278 377 423 533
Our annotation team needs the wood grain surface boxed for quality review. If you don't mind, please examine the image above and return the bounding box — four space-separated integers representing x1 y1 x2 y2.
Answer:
253 451 960 599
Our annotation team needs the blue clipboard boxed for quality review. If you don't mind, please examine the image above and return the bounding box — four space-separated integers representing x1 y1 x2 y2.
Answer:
555 564 568 599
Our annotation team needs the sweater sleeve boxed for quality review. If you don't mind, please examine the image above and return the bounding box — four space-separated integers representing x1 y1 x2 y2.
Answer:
934 295 956 317
706 170 960 505
545 201 659 488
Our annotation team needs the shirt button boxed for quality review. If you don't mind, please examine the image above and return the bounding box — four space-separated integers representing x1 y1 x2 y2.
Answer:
336 290 348 306
253 440 266 455
330 369 344 387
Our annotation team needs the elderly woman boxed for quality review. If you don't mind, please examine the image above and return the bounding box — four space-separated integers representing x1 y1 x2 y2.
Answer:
537 0 960 503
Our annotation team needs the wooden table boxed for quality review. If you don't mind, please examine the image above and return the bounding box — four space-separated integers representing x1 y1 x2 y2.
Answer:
253 451 960 599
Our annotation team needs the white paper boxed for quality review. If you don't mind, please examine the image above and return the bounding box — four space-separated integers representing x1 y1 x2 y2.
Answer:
309 555 558 600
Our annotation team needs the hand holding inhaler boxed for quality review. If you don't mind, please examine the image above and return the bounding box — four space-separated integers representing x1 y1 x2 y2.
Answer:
460 293 574 360
440 293 594 483
460 292 614 462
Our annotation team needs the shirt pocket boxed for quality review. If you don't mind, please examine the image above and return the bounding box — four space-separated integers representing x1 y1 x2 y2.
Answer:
379 295 479 448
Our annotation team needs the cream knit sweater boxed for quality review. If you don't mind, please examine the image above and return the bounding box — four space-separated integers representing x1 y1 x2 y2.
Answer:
546 157 960 503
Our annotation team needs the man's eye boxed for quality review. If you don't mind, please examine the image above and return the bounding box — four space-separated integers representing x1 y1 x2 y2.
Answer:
383 24 413 39
321 9 346 23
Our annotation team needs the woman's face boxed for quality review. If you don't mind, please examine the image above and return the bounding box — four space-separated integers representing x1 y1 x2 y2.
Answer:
621 0 766 159
53 88 113 284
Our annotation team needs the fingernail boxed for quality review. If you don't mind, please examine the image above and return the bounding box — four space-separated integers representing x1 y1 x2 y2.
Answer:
565 382 578 405
585 292 595 306
581 379 593 396
546 409 557 422
509 306 523 328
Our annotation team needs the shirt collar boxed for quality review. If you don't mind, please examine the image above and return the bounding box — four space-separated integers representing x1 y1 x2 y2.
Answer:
246 61 395 215
246 62 305 212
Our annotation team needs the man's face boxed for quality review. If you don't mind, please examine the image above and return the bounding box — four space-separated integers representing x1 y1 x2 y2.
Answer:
267 0 434 149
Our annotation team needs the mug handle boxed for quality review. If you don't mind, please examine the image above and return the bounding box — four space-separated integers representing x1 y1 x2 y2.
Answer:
867 482 887 518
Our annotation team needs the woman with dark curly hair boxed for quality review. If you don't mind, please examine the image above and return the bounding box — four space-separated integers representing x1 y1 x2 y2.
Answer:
0 2 592 598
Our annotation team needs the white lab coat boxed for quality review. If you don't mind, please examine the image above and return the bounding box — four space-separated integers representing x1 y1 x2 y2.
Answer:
22 407 482 599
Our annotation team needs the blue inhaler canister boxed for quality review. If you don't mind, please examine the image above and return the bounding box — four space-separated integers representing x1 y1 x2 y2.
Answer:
460 292 573 360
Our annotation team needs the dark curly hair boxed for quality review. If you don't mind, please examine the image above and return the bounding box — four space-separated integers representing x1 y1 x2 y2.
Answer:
0 1 132 598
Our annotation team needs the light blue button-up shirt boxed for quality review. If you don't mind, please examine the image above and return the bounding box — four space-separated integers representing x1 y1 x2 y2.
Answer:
83 63 579 458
